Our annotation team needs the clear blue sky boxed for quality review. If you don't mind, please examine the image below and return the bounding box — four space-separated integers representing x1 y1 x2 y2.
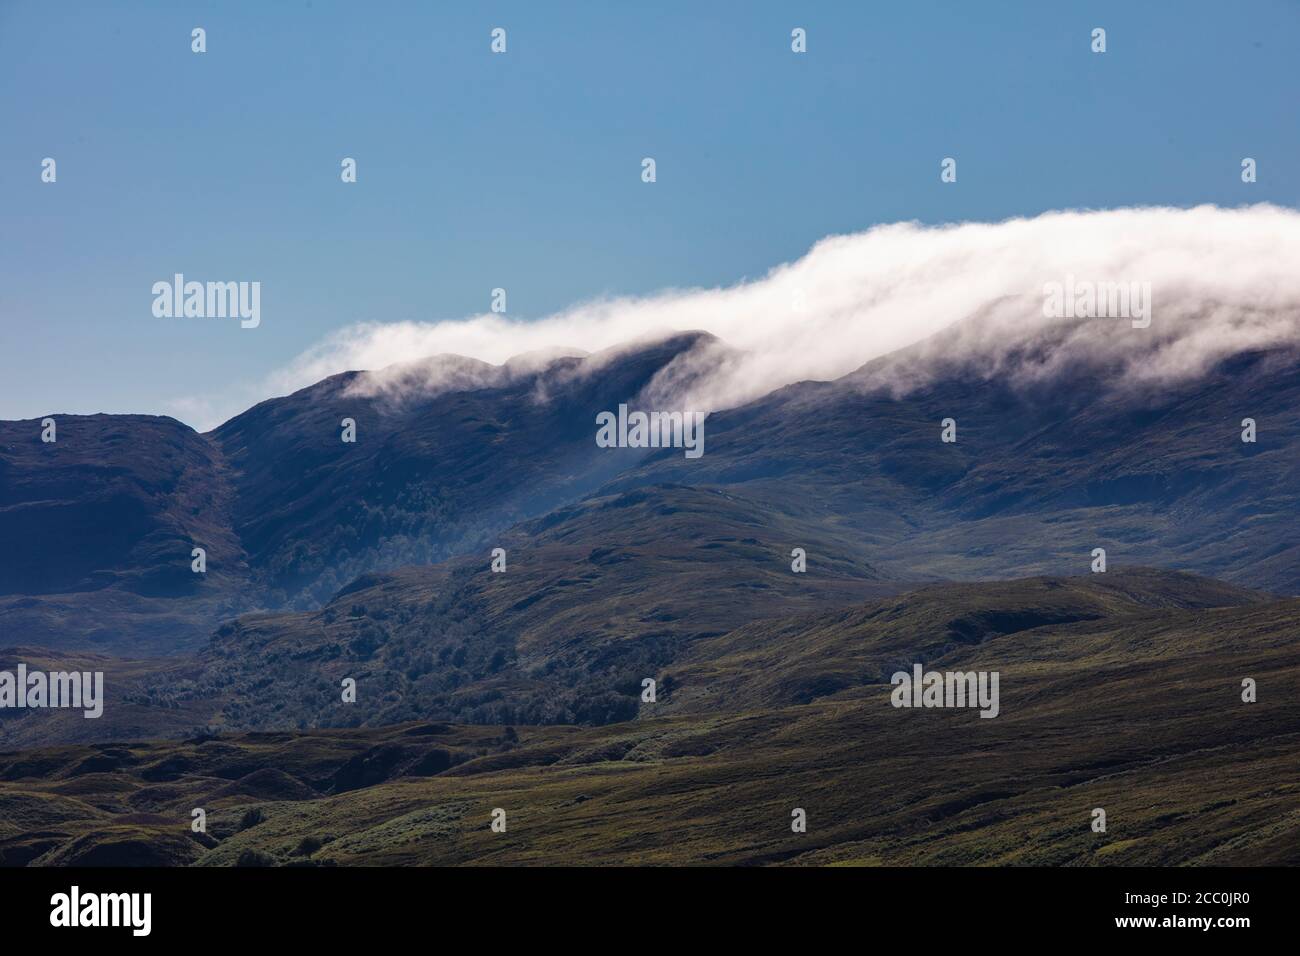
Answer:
2 0 1297 428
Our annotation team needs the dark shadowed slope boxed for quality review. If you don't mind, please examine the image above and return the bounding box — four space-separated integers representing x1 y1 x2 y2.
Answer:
0 333 735 653
0 414 252 654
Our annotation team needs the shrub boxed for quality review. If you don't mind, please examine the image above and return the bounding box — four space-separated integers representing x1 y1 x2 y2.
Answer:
235 849 276 867
292 836 323 857
238 808 264 831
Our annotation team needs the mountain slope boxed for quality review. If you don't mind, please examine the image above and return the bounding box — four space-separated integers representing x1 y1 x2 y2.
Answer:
0 333 735 652
153 482 894 734
0 414 252 653
209 334 727 605
656 568 1270 715
615 335 1300 592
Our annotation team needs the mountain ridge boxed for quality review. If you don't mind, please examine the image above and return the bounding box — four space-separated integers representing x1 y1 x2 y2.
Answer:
2 322 1297 670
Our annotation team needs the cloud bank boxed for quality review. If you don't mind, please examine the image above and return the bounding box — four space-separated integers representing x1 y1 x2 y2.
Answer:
200 204 1300 428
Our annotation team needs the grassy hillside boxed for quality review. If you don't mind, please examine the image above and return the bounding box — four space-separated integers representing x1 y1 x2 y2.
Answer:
2 572 1294 866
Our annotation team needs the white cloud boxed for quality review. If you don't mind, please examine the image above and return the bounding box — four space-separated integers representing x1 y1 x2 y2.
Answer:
185 204 1300 429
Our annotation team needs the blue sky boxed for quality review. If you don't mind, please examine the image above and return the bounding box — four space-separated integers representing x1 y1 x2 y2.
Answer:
2 0 1297 428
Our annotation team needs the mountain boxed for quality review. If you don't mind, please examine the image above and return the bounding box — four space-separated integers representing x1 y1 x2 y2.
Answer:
0 333 733 653
2 318 1298 743
207 335 726 606
4 323 1297 663
2 311 1299 867
615 331 1300 592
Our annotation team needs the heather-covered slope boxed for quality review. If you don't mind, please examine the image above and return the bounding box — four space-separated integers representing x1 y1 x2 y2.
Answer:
138 483 893 735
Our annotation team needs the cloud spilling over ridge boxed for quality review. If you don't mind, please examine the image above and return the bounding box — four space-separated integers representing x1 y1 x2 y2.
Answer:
263 204 1300 419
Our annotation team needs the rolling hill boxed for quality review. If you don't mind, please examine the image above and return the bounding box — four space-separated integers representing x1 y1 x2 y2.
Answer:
2 570 1294 866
